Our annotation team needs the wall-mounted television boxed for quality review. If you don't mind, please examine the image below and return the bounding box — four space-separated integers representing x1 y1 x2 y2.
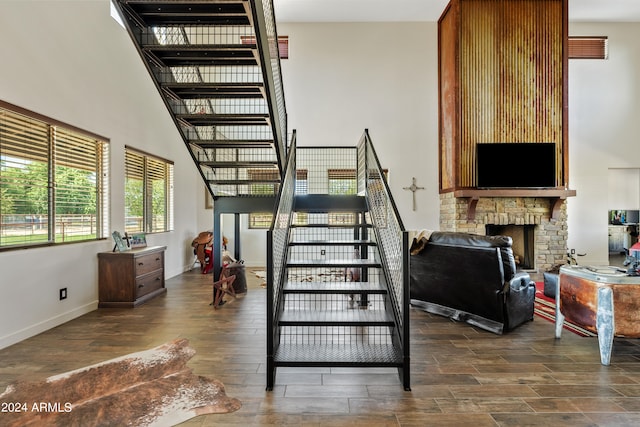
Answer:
477 143 556 189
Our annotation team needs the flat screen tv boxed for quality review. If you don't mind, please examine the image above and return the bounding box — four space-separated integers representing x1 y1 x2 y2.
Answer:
477 143 556 189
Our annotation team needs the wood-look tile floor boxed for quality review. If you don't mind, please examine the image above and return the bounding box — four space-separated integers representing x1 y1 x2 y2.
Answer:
3 269 640 426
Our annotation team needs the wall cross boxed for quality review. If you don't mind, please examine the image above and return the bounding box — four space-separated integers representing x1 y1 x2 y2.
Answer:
403 177 425 211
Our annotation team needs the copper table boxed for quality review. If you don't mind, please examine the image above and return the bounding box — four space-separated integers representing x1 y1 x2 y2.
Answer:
556 265 640 365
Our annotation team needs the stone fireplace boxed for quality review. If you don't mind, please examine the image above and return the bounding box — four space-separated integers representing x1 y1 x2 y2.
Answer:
439 193 568 272
436 0 575 273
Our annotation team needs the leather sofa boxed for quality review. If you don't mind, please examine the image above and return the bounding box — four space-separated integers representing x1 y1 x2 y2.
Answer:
409 231 536 334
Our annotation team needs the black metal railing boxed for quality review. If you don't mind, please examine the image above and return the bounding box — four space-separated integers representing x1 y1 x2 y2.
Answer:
357 129 410 386
266 131 297 371
250 0 288 172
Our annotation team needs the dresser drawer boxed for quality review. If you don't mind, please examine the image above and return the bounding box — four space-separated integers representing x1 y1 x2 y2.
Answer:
134 253 163 277
135 270 164 298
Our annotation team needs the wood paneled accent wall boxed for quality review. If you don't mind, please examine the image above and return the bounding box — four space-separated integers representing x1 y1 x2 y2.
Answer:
438 0 568 192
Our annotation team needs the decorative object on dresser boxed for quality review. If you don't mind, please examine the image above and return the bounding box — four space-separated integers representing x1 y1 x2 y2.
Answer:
98 246 167 308
112 230 128 252
128 232 147 249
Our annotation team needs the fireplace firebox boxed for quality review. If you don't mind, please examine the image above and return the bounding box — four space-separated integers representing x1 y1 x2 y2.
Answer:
486 224 535 270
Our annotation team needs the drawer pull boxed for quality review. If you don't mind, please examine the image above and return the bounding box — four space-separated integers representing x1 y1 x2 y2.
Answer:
138 262 144 266
138 284 145 288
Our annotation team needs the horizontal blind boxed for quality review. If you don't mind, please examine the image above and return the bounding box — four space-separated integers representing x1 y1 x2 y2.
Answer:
125 150 145 181
248 168 279 181
1 105 108 247
249 212 273 229
241 35 289 59
568 36 608 59
54 127 100 241
55 127 98 171
124 149 145 233
328 169 356 180
125 147 173 233
147 157 167 233
0 109 50 245
0 109 49 163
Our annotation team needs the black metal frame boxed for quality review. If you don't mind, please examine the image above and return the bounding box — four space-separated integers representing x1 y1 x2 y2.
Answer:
358 130 410 390
267 131 410 391
266 132 297 389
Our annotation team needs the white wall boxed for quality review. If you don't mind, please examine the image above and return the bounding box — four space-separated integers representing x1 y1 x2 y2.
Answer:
279 22 441 231
567 23 640 265
0 1 212 349
608 168 640 210
228 22 444 270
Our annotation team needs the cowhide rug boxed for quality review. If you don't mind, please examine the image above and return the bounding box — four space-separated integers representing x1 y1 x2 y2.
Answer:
0 338 241 426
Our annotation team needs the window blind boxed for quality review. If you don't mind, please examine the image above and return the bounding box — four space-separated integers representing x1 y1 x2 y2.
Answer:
125 147 174 234
568 36 608 59
0 105 108 248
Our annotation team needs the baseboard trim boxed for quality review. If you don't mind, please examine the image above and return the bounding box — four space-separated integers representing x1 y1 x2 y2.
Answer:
0 301 98 350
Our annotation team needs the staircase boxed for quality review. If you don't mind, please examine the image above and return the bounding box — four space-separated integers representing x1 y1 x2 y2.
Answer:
112 0 287 196
267 135 411 390
113 0 410 391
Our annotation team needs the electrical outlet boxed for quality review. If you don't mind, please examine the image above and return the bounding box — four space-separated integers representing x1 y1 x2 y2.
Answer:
571 248 576 254
59 288 67 300
320 249 326 256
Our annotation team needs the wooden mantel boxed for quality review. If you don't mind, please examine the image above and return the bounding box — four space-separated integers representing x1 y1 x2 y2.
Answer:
453 188 576 220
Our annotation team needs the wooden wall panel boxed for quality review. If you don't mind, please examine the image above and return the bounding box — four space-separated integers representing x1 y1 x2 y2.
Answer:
439 0 566 190
438 2 458 191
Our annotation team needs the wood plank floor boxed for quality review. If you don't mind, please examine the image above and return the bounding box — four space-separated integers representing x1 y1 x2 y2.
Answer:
3 268 640 426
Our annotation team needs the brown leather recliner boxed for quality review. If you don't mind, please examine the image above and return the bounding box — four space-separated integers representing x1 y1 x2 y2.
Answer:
409 231 536 334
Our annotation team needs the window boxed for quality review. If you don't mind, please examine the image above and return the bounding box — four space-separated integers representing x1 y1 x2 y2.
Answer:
0 102 109 249
568 36 608 59
249 213 273 229
295 169 308 195
241 35 289 59
247 169 307 229
328 169 357 195
247 168 278 229
248 168 279 196
328 169 357 225
326 168 389 225
125 147 174 234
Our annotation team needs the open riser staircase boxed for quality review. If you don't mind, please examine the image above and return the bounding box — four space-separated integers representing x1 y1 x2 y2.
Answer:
268 134 411 390
112 0 288 198
112 1 409 390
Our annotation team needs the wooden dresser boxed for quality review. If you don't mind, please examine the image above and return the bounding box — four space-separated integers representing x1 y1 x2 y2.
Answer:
98 246 167 308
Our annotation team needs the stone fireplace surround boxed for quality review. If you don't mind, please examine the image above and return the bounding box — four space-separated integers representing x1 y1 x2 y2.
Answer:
439 192 568 272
